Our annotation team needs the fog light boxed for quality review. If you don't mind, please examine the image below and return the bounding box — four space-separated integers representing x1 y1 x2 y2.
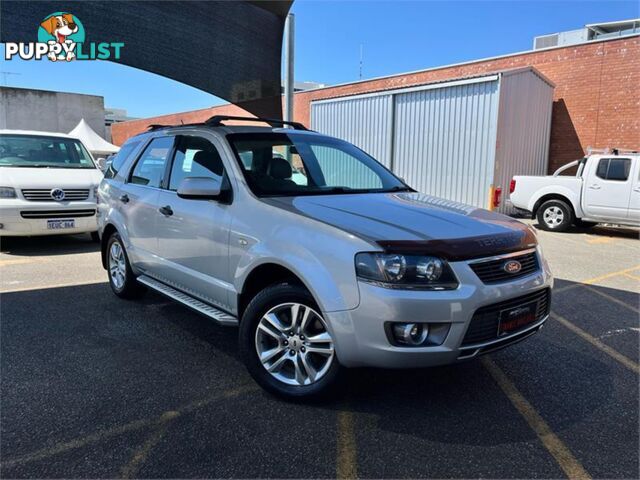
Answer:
392 322 429 346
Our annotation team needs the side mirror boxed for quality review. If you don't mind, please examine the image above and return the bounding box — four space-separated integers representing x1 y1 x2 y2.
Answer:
95 157 107 171
177 177 223 200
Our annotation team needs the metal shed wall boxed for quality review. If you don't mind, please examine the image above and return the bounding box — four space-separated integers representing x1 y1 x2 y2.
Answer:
493 69 554 213
310 94 393 167
310 68 553 213
392 79 500 208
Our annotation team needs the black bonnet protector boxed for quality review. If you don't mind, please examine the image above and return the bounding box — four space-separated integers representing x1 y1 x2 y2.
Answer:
377 226 538 262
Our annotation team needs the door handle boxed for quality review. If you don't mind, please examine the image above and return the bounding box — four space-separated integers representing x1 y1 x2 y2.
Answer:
158 205 173 216
588 184 601 190
633 187 640 193
119 193 130 203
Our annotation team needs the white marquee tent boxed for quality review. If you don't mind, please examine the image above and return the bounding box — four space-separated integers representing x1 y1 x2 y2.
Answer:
69 119 120 157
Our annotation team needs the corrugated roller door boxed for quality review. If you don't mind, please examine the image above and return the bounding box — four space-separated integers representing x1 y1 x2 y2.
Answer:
310 95 393 167
393 81 500 208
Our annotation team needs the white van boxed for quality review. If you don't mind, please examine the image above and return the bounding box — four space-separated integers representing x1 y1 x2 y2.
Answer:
0 130 103 240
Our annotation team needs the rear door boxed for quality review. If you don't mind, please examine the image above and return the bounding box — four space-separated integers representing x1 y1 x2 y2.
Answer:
582 157 633 221
155 133 234 310
627 157 640 224
120 136 174 270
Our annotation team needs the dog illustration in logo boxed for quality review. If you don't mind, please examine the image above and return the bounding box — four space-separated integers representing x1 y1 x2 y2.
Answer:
40 14 78 61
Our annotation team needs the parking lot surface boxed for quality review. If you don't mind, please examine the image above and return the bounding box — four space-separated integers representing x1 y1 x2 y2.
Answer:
1 222 638 478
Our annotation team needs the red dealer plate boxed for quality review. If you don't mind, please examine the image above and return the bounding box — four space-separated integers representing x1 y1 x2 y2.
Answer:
498 300 538 336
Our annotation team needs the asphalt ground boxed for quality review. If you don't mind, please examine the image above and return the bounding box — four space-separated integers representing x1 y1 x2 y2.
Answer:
0 221 638 479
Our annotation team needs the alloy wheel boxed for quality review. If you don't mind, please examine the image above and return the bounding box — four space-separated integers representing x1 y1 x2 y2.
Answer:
108 241 127 290
543 206 564 227
255 302 335 386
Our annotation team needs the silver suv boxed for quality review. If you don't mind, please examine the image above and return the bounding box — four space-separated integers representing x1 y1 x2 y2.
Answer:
98 116 553 399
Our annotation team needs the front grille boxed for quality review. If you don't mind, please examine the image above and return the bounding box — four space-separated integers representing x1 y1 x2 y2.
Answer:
20 209 96 219
470 250 539 284
461 288 550 346
21 189 90 201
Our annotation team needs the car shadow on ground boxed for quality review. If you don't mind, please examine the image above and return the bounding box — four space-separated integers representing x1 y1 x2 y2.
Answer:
0 234 99 256
531 222 640 239
2 277 637 467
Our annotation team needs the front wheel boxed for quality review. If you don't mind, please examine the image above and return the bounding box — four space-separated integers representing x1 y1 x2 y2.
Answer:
239 283 341 399
537 199 574 232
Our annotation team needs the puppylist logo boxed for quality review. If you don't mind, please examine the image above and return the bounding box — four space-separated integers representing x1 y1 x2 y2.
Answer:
4 12 124 62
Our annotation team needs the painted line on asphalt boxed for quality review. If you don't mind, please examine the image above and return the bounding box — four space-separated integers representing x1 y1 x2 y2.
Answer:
481 357 591 480
0 279 108 294
553 265 640 294
586 237 614 245
337 409 357 479
551 312 639 374
1 384 257 469
0 257 44 267
120 411 179 479
623 272 640 282
584 285 640 314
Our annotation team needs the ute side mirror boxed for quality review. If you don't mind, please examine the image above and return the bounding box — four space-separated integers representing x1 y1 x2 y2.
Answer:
177 176 225 200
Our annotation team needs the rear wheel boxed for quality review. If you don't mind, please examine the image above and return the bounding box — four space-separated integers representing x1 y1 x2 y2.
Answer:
239 283 341 399
537 199 574 232
106 232 146 299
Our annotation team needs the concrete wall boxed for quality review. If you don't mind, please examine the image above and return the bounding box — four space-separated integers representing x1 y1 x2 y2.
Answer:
0 87 106 137
111 35 640 174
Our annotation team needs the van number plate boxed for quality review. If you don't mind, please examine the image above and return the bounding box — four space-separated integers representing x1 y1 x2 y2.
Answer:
47 219 75 230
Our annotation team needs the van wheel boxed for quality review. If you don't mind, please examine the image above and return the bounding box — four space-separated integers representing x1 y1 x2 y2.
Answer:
106 232 146 299
239 283 341 399
90 231 100 242
537 200 574 232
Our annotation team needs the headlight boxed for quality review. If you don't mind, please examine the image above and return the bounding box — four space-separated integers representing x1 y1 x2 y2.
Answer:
0 187 16 199
355 253 458 290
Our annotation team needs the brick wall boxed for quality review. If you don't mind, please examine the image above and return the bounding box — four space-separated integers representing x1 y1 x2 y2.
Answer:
111 36 640 173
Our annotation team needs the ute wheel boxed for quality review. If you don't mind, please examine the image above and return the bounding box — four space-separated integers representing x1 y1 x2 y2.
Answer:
106 232 146 299
90 231 100 242
537 199 574 232
239 283 341 400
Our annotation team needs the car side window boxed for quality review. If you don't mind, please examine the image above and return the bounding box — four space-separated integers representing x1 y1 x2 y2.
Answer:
104 139 141 179
129 137 174 188
595 158 631 181
168 135 225 191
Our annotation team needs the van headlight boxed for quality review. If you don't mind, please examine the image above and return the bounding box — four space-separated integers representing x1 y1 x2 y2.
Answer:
355 253 458 290
0 187 16 199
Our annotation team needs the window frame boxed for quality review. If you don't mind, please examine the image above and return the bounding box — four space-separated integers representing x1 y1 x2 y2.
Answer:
165 134 228 193
126 135 177 190
595 157 632 182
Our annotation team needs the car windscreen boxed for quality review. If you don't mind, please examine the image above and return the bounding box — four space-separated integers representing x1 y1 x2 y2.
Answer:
227 132 411 197
0 134 96 169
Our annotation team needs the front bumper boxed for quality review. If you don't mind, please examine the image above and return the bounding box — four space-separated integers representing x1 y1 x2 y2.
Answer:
325 250 553 368
0 200 98 236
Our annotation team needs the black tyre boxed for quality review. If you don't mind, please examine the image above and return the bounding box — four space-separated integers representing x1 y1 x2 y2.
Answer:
239 283 342 400
536 199 574 232
106 232 146 299
90 231 100 242
574 219 598 228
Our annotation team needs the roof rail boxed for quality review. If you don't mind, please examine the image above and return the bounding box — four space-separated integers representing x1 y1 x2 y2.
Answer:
586 146 639 155
147 124 170 131
204 115 308 131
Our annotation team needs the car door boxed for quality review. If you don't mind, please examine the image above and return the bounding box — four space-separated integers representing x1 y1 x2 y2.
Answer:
120 136 174 271
582 157 633 221
154 133 234 310
627 157 640 224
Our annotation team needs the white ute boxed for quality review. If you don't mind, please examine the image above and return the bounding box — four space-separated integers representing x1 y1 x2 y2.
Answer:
509 150 640 231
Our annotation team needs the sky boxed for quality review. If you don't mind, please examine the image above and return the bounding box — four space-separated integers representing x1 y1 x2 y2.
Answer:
1 0 638 118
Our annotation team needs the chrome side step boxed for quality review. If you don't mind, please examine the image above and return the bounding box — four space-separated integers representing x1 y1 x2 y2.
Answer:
137 275 238 327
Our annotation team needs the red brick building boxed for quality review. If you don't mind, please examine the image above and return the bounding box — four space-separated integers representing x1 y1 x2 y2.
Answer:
112 34 639 173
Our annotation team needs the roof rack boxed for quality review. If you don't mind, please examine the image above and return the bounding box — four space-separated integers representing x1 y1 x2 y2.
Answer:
586 146 639 155
204 115 308 131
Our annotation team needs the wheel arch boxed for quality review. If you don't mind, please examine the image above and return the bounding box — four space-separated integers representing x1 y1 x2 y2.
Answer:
100 223 119 269
532 193 577 218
